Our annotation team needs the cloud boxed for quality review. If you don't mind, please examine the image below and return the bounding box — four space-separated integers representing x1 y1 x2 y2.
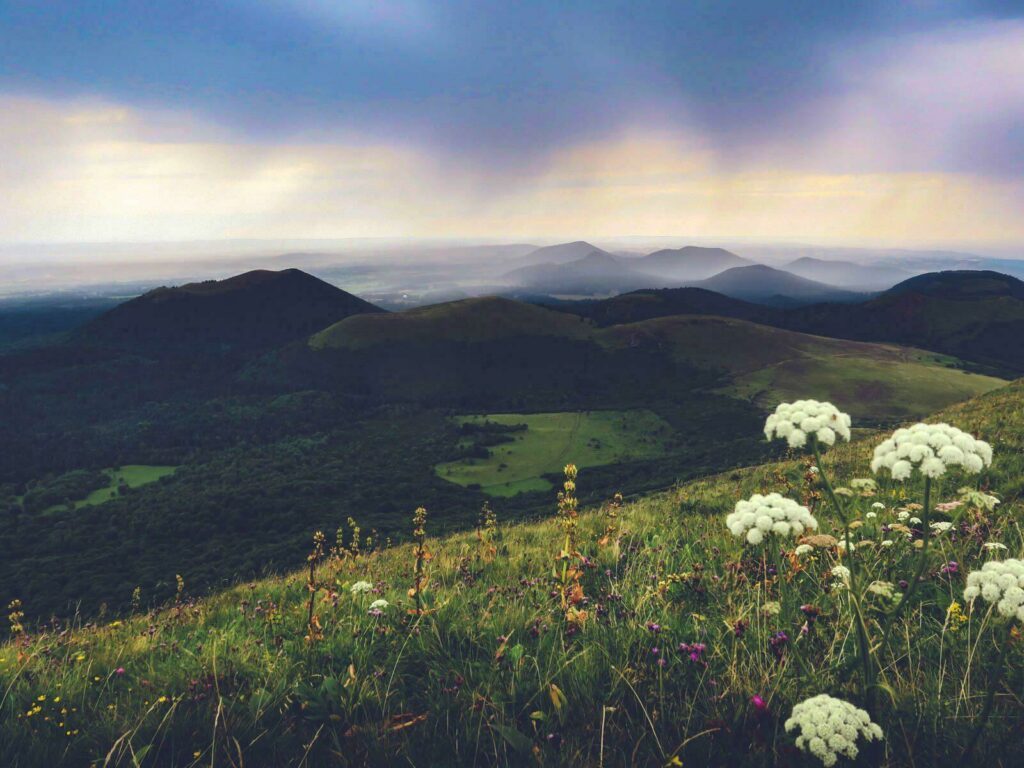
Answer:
3 94 1021 247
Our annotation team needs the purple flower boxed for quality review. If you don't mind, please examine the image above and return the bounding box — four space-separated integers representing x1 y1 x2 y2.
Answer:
750 694 767 712
769 631 788 661
679 642 707 663
646 622 662 634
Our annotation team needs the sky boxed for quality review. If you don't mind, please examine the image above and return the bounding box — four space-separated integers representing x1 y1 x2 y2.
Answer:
1 1 1023 250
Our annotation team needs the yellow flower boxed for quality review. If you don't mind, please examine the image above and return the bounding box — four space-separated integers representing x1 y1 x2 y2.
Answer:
947 601 968 633
157 695 168 704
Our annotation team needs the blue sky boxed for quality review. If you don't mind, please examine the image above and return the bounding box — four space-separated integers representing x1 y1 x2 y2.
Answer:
1 1 1022 246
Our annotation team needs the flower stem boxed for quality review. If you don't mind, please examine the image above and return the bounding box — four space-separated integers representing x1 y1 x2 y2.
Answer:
961 630 1010 763
879 477 932 642
812 439 874 709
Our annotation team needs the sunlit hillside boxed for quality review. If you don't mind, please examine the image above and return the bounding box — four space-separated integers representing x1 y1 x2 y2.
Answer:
4 380 1023 766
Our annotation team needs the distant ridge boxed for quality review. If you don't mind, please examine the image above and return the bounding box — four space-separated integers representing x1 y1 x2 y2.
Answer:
555 287 767 327
502 251 658 295
882 270 1024 301
85 268 382 351
513 240 613 267
783 256 910 291
633 246 753 281
693 264 862 306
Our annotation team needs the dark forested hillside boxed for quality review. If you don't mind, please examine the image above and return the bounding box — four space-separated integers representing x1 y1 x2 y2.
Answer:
84 268 383 353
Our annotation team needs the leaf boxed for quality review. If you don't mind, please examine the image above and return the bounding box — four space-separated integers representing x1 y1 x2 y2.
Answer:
491 722 534 754
549 683 567 718
132 745 152 767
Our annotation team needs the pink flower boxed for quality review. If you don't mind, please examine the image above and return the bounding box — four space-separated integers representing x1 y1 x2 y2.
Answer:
750 694 767 712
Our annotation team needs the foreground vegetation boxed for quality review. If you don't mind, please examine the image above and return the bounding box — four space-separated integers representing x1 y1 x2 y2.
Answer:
3 379 1024 766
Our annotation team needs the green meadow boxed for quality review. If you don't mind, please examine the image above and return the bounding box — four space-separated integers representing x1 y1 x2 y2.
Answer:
435 410 674 496
35 465 178 515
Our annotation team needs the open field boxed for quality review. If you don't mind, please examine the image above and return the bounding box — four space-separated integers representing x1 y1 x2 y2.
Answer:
38 465 178 514
435 410 674 495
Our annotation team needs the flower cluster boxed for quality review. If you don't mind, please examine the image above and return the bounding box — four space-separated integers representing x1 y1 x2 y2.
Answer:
785 694 884 766
350 581 373 595
726 493 818 545
870 423 992 480
764 400 852 449
963 558 1024 622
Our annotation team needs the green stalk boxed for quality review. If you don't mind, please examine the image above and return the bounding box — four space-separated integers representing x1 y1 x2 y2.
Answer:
879 477 932 644
812 439 874 709
961 630 1010 763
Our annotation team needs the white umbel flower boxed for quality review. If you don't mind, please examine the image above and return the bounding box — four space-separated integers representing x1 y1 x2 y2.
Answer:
369 598 389 610
726 493 818 545
764 400 852 449
963 559 1024 622
870 423 992 481
350 580 373 595
785 694 884 767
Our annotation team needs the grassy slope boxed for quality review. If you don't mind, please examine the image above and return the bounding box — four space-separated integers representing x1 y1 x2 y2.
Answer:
309 299 1004 423
435 411 674 496
309 297 591 350
4 382 1024 766
597 316 1005 419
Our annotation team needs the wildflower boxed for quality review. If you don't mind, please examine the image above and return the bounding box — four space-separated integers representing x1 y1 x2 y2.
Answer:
764 400 852 449
769 631 788 660
871 502 885 510
836 539 856 554
762 601 781 616
369 599 389 611
946 601 968 632
897 510 910 522
984 542 1008 552
794 544 814 556
350 581 373 595
785 694 883 766
114 667 126 676
678 642 707 664
930 522 953 533
865 511 877 520
750 694 768 713
830 565 851 589
867 581 896 600
850 478 877 493
941 561 959 575
870 423 992 480
880 540 894 548
963 559 1024 621
726 493 818 545
645 622 662 634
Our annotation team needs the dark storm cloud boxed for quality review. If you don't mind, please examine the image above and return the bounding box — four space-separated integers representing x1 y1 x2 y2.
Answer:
1 0 1020 166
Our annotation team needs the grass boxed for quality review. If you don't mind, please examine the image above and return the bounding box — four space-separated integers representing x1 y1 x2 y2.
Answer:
310 297 591 350
435 410 674 496
3 384 1024 765
728 351 1004 420
39 465 178 515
